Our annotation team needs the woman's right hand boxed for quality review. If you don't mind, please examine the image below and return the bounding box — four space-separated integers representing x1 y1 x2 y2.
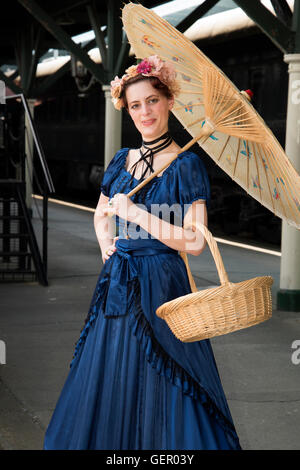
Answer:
102 236 119 263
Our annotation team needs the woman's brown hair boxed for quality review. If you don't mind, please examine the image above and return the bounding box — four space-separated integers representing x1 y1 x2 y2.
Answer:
120 74 173 109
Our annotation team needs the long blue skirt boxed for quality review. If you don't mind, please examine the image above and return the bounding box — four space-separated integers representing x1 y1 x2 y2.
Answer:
44 238 242 450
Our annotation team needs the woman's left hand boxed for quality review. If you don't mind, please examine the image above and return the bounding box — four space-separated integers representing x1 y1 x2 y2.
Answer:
103 193 138 222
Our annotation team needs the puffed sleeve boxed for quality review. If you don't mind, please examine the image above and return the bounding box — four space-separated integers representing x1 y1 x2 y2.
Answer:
100 148 126 197
177 152 211 210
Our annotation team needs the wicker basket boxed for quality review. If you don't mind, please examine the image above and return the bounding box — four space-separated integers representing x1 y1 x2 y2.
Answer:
156 221 273 342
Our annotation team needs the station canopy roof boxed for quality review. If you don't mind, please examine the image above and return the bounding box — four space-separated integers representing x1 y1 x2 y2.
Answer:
0 0 237 67
0 0 296 97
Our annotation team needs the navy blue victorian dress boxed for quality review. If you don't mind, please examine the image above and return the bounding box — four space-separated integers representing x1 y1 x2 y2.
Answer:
44 148 242 450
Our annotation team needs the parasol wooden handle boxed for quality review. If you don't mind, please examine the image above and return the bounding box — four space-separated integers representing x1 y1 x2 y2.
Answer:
183 221 231 288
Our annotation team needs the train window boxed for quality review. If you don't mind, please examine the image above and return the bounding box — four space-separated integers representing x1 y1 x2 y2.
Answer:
47 98 58 122
78 97 88 122
34 101 46 122
62 95 75 121
89 92 101 122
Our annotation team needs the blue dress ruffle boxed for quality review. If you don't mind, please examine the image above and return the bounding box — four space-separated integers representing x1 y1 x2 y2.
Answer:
43 148 242 450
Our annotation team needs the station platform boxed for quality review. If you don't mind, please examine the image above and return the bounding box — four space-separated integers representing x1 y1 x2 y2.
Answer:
0 198 299 450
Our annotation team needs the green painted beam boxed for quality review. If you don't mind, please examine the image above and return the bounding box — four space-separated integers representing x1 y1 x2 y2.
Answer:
15 28 31 93
270 0 293 27
86 2 107 69
14 24 50 97
107 0 123 79
175 0 220 33
34 39 96 96
113 36 131 78
293 0 300 52
233 0 295 53
0 69 22 94
27 25 44 96
18 0 107 84
51 0 89 18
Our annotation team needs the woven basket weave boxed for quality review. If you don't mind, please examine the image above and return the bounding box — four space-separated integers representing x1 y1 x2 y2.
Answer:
156 221 273 342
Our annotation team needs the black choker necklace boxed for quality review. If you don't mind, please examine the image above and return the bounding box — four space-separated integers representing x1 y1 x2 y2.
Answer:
128 131 173 182
142 131 171 146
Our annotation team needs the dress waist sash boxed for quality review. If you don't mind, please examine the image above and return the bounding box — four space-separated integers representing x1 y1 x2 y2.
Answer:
95 238 178 319
115 238 178 257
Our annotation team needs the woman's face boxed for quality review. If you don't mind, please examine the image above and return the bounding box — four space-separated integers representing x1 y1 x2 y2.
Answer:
125 79 174 141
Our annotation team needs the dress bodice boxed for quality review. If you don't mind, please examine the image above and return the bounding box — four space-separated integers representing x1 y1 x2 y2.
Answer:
101 147 211 240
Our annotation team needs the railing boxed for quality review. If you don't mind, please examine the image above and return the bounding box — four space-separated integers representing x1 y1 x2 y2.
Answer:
1 86 55 285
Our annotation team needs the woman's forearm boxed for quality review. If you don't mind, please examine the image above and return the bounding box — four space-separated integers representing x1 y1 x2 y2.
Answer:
129 206 205 255
94 208 115 256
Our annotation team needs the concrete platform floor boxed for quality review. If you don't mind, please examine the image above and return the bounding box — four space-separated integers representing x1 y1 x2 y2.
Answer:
0 199 299 450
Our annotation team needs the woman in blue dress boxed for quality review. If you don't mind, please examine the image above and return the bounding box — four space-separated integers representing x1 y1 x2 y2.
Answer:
44 55 242 450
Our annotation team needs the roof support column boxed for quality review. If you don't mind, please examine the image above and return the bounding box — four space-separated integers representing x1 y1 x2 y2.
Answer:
102 84 122 171
102 0 124 171
277 53 300 311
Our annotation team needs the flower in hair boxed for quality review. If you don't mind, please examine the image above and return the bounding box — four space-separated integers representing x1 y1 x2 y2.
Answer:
110 55 180 110
136 60 152 74
124 65 139 77
110 76 124 96
110 76 126 109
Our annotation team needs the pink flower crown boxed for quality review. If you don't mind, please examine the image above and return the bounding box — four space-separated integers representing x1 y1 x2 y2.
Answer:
110 55 181 110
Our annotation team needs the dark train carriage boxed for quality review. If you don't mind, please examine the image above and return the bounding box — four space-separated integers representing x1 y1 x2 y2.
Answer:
34 76 105 197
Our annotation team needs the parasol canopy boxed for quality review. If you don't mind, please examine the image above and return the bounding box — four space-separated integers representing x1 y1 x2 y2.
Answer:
122 2 300 230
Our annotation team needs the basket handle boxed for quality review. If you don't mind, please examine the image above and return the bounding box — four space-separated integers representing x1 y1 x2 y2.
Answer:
182 221 231 288
179 251 198 293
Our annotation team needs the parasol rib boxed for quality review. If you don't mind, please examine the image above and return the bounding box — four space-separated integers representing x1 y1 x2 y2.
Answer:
233 138 241 179
213 99 244 127
264 145 294 217
256 143 275 214
217 135 231 163
268 143 299 194
254 143 284 215
251 139 263 204
246 139 250 192
266 144 299 220
214 74 228 121
215 107 253 127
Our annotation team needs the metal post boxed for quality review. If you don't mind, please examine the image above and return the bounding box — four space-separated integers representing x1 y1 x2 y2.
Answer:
43 178 48 282
277 53 300 312
25 98 35 211
102 84 122 170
